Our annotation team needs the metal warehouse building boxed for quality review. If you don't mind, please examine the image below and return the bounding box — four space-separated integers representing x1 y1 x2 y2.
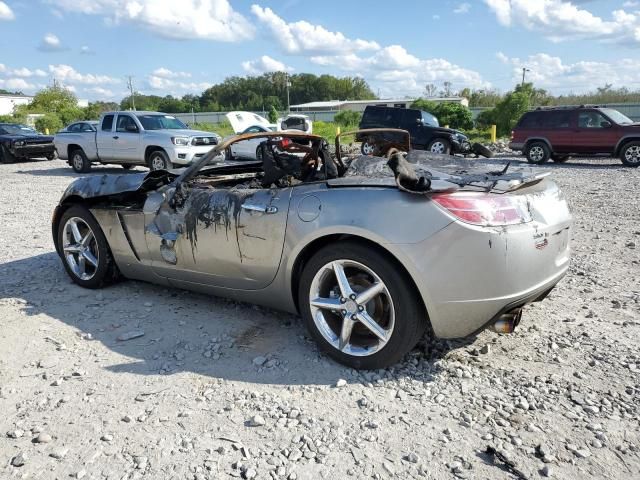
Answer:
290 97 469 113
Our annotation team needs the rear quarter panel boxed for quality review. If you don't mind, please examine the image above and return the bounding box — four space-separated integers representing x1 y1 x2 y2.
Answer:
54 131 98 160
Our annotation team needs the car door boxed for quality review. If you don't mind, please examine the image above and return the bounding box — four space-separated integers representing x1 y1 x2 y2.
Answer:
143 184 292 290
96 114 115 158
541 110 574 153
574 110 618 154
112 114 142 162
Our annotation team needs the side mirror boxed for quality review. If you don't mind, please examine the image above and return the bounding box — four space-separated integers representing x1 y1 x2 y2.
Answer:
600 121 612 128
126 124 139 133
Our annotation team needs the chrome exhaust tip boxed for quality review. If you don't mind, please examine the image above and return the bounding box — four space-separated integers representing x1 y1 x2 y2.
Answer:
490 308 523 334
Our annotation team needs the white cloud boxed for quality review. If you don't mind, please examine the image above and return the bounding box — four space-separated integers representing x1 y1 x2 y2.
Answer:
485 0 640 45
0 1 14 20
454 3 471 14
48 64 119 85
251 5 379 55
39 33 67 52
146 73 212 95
497 51 640 92
80 45 94 55
86 86 115 98
242 55 292 74
151 67 192 79
47 0 254 42
0 78 35 91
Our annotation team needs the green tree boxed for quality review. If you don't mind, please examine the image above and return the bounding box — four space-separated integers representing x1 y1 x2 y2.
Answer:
411 99 473 130
268 106 279 123
480 83 534 136
333 110 362 127
15 86 83 126
35 113 63 134
82 101 118 120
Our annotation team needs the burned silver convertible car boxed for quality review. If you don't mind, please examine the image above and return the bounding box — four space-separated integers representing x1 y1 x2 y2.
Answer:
52 130 572 369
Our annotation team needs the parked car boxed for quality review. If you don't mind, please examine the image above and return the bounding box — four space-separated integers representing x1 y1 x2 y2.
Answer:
224 111 313 161
51 130 571 369
0 123 56 163
357 105 492 158
509 106 640 167
54 111 221 173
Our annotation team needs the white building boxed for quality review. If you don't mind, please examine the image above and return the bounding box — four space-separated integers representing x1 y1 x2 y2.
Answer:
0 94 34 116
290 97 469 113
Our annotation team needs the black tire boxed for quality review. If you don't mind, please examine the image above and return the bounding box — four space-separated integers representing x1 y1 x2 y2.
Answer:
0 145 17 164
551 154 570 163
46 151 58 161
147 150 173 171
472 143 494 158
298 241 428 369
361 140 376 156
427 138 451 155
526 141 551 164
70 148 91 173
255 145 263 161
620 141 640 167
121 163 133 170
56 205 120 289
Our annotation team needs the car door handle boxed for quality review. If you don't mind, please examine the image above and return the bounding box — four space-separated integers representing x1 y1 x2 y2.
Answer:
241 203 278 214
113 136 119 139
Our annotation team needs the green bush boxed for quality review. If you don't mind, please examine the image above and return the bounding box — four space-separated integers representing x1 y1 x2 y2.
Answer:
0 114 15 123
268 106 279 124
411 99 473 130
35 113 63 134
333 110 361 127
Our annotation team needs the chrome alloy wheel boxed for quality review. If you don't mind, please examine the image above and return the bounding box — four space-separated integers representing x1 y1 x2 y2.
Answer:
309 260 395 356
150 154 166 171
62 217 99 281
361 142 375 155
529 145 545 162
625 145 640 164
72 153 84 171
430 141 447 154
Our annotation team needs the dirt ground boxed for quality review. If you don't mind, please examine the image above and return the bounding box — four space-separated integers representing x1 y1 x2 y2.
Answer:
0 156 638 480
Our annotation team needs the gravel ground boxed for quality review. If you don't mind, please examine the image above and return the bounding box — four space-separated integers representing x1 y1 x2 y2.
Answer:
0 156 638 480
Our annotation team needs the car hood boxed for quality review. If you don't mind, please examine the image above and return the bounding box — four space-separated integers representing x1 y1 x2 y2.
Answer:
1 134 54 142
429 126 466 138
226 111 273 134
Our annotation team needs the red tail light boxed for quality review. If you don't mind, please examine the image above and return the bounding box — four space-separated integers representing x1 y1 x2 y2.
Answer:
279 138 292 148
432 192 532 226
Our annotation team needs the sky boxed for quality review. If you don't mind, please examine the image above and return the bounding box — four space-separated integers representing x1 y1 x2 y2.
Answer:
0 0 639 102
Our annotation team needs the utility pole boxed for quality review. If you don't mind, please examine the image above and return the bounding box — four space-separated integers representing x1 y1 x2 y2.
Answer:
521 68 531 87
126 76 136 111
285 72 291 113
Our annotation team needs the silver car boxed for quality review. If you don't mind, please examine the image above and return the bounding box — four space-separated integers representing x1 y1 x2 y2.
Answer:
52 130 572 369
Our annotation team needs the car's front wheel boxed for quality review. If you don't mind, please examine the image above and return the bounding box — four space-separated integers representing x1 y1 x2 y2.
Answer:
361 140 375 156
70 149 91 173
299 242 428 369
620 141 640 167
428 138 451 155
147 150 173 171
526 142 551 164
56 205 119 289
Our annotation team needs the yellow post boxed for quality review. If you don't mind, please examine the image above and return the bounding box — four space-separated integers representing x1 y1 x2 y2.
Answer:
336 126 341 136
45 128 49 135
444 124 449 129
490 124 497 143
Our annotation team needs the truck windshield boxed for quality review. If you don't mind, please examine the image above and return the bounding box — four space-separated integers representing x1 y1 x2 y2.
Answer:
601 109 633 125
136 114 188 130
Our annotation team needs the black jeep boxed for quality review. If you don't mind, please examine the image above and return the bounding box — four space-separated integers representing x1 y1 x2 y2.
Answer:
357 105 491 157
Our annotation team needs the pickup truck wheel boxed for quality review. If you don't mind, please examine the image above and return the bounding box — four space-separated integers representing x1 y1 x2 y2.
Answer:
70 149 91 173
620 142 640 167
148 150 172 171
299 241 428 370
361 141 375 156
526 142 550 164
428 139 451 155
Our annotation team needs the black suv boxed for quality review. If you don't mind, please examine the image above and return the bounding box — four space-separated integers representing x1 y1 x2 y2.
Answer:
357 105 491 157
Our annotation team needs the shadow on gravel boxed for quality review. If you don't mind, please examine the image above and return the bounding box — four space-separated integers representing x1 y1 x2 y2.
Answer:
1 252 467 386
488 155 628 170
16 166 144 178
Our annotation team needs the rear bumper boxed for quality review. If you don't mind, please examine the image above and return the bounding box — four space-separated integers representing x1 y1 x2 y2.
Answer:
392 187 572 338
12 143 56 157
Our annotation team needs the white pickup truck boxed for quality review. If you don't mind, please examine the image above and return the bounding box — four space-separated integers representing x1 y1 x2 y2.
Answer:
54 111 221 173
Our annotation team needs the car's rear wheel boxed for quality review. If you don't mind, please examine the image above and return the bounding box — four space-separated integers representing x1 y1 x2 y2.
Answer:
255 145 263 161
57 205 119 289
147 150 173 171
552 154 570 163
620 141 640 167
428 138 451 155
361 140 375 156
299 242 428 369
526 142 551 164
70 149 91 173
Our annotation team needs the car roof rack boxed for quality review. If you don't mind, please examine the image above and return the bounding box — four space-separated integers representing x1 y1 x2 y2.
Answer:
534 104 605 111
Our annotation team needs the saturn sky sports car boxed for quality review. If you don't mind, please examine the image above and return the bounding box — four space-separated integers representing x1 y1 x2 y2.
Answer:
52 130 572 369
